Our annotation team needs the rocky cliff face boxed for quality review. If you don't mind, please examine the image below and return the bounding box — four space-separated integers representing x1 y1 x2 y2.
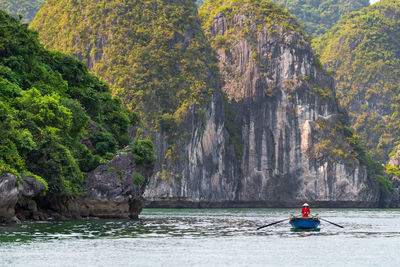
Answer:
145 91 240 204
148 0 380 207
206 8 376 204
148 1 380 207
32 0 241 205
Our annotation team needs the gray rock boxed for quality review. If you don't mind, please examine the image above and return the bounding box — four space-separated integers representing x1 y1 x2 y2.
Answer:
0 174 45 223
0 174 20 223
44 152 153 219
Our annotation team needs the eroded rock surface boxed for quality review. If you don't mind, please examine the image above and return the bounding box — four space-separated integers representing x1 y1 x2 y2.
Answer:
41 152 153 219
0 174 45 223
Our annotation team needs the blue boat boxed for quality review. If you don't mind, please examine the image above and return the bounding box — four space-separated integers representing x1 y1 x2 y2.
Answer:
289 216 320 230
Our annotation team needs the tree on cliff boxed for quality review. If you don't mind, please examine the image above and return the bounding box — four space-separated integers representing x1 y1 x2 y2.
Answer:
31 0 221 182
314 0 400 163
197 0 370 37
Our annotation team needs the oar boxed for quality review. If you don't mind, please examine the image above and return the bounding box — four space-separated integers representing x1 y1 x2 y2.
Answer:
320 218 344 228
257 218 288 230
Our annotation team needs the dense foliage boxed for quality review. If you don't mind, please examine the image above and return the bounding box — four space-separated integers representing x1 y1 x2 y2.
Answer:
31 0 219 139
314 0 400 163
197 0 369 37
272 0 369 37
0 10 136 195
200 0 302 35
0 0 45 23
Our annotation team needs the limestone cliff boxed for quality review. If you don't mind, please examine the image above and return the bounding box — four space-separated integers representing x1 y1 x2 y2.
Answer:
149 0 380 207
32 0 240 206
204 4 371 204
149 0 379 206
32 0 380 207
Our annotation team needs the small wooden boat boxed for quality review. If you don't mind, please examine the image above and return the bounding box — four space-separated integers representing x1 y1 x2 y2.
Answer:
289 216 320 230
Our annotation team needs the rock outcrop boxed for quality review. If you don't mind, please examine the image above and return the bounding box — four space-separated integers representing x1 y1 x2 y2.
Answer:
1 152 153 223
39 152 153 219
0 174 45 223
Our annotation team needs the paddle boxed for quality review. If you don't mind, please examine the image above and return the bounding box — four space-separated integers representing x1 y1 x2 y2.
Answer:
257 218 288 230
320 218 344 228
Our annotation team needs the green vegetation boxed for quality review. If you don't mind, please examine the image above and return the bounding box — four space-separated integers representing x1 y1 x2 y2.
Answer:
314 0 400 163
199 0 303 38
131 140 155 168
117 170 125 180
0 10 137 195
198 0 369 37
200 0 391 196
134 172 145 185
273 0 369 37
223 96 242 160
31 0 219 141
322 118 393 196
0 0 45 23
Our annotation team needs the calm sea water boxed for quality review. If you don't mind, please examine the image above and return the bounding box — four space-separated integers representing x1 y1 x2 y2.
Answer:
1 208 400 266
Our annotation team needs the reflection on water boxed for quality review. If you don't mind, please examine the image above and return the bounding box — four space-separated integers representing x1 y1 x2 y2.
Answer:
1 209 400 266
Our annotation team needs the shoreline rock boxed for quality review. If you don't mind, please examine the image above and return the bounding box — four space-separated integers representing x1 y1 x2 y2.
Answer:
0 174 45 223
1 152 153 223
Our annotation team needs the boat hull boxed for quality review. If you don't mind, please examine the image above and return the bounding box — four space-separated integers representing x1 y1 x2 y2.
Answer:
290 217 320 229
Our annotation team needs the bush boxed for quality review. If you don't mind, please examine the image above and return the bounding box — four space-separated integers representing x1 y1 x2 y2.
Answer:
0 11 136 196
134 172 145 185
374 174 393 196
159 113 176 132
132 140 155 168
90 132 117 156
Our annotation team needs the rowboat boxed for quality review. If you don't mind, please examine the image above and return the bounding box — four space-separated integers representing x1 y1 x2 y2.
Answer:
289 216 320 230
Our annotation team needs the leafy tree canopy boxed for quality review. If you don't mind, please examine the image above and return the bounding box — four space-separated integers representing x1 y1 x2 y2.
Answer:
0 10 137 195
198 0 370 37
314 0 400 163
31 0 219 138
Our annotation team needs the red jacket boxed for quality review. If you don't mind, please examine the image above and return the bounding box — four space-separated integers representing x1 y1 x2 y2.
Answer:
301 207 310 217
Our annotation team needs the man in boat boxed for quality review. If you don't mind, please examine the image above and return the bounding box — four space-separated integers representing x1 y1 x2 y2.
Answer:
301 203 310 217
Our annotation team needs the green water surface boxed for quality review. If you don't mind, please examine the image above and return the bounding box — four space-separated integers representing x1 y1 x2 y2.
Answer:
1 208 399 266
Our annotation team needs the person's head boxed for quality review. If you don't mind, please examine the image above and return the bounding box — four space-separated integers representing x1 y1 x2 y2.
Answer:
302 203 309 208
